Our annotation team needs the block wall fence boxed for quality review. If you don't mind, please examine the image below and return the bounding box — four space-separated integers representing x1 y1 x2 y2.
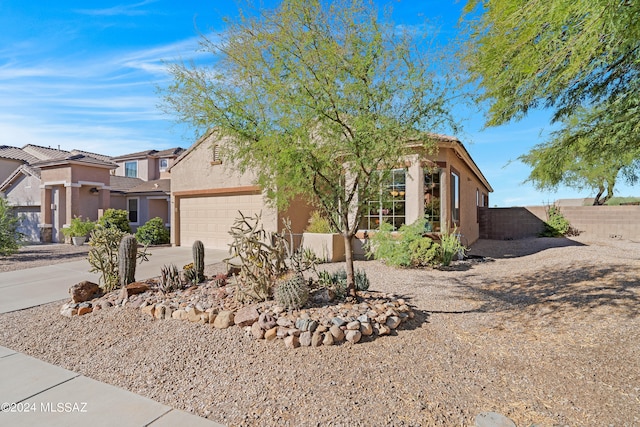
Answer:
478 206 640 240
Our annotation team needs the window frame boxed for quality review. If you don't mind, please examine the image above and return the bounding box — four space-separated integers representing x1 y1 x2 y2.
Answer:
127 197 139 225
450 168 460 226
360 168 407 231
124 160 138 178
159 158 169 172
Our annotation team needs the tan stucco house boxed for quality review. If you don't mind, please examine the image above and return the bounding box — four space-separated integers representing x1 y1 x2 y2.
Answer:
0 144 184 243
170 131 492 251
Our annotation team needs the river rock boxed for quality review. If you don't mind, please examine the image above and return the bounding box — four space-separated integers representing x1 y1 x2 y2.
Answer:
386 316 401 329
265 327 278 341
330 324 345 342
345 330 361 343
251 322 264 339
213 311 234 329
284 335 300 349
299 331 312 347
360 322 373 336
258 312 277 330
311 331 323 347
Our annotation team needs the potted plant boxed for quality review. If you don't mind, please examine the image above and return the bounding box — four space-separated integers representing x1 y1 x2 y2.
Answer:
62 216 96 246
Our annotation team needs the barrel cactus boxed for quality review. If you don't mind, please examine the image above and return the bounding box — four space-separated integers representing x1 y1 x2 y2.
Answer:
118 235 137 288
192 240 205 282
275 275 309 310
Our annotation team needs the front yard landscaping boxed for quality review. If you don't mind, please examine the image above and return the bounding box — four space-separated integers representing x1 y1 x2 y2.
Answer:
0 235 638 426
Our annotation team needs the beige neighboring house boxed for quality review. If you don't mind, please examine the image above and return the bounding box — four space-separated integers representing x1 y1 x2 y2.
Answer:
170 131 493 251
0 144 184 243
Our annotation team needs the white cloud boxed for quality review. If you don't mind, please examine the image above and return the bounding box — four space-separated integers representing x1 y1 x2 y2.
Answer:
74 0 160 17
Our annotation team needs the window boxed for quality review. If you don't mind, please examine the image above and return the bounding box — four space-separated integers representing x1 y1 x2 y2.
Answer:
451 169 460 224
127 198 139 224
424 168 441 232
159 158 169 171
125 161 137 178
360 169 406 230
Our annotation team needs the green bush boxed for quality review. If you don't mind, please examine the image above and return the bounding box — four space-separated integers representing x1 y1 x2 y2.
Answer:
316 267 370 298
62 216 95 238
98 209 131 233
540 205 571 237
366 219 439 267
0 198 22 256
135 217 170 245
305 211 332 233
408 237 440 267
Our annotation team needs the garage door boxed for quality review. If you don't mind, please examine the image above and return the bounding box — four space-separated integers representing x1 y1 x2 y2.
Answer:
179 194 265 249
15 207 41 243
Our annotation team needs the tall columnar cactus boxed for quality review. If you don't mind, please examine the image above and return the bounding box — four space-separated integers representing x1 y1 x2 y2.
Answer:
118 235 137 288
275 275 309 310
192 240 205 282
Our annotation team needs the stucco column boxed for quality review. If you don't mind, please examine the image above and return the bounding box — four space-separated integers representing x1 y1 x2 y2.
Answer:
99 187 110 215
404 155 422 225
41 187 52 225
65 185 80 225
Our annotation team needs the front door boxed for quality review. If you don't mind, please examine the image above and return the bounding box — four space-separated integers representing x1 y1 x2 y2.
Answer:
51 187 59 242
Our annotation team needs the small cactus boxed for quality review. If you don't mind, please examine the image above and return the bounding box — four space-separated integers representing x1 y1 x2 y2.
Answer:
159 264 182 293
275 275 309 310
354 269 370 291
192 240 205 282
118 235 137 288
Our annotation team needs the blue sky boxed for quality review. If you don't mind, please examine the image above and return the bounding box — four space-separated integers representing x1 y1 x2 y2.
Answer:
0 0 635 206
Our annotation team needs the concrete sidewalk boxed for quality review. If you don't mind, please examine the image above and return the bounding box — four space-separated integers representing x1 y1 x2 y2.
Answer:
0 245 229 426
0 345 223 427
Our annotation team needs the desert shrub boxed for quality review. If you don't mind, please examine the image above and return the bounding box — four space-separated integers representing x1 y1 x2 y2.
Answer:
135 217 169 245
438 227 466 267
541 205 571 237
0 198 22 256
366 219 438 267
408 237 440 267
98 209 131 233
305 211 332 233
158 264 183 293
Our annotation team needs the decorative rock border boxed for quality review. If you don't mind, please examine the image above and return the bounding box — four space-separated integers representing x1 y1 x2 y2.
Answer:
61 276 416 348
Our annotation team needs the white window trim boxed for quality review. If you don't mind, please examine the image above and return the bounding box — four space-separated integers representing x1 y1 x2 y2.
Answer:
159 158 169 172
127 197 140 225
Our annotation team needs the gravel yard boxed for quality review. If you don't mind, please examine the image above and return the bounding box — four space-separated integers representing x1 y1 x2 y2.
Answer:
1 236 639 426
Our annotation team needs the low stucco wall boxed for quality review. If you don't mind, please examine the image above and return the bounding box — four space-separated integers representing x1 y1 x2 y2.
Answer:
479 206 640 240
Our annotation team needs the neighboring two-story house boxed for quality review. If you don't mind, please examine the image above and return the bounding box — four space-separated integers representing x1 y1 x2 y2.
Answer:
0 145 184 243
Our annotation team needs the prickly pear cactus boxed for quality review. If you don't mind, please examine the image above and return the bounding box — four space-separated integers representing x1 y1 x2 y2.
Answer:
275 275 309 310
118 235 137 288
192 240 205 282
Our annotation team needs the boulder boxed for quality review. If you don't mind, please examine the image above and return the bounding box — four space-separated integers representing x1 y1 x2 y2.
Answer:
77 306 92 316
385 316 401 330
213 311 234 329
322 332 334 346
119 282 150 300
360 322 373 336
345 330 361 343
346 321 361 330
329 324 345 342
299 331 312 347
69 281 100 303
235 306 260 327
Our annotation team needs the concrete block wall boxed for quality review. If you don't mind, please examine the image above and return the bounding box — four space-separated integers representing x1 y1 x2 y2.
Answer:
479 206 640 240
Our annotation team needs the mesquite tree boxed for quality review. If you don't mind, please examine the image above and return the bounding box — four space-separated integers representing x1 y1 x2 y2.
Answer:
162 0 456 296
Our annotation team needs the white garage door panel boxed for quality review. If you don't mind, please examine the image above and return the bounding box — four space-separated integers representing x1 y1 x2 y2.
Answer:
179 194 264 249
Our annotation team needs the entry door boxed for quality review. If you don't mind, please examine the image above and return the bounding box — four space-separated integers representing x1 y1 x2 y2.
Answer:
51 188 59 243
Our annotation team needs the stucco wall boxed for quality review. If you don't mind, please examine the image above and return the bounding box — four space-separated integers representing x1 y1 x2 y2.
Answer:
4 174 40 207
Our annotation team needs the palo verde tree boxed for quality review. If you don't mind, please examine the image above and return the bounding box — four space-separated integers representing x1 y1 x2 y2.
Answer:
462 0 640 156
519 107 640 205
162 0 456 297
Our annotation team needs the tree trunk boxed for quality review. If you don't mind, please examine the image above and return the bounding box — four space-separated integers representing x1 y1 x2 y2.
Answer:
593 185 606 205
343 233 357 299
